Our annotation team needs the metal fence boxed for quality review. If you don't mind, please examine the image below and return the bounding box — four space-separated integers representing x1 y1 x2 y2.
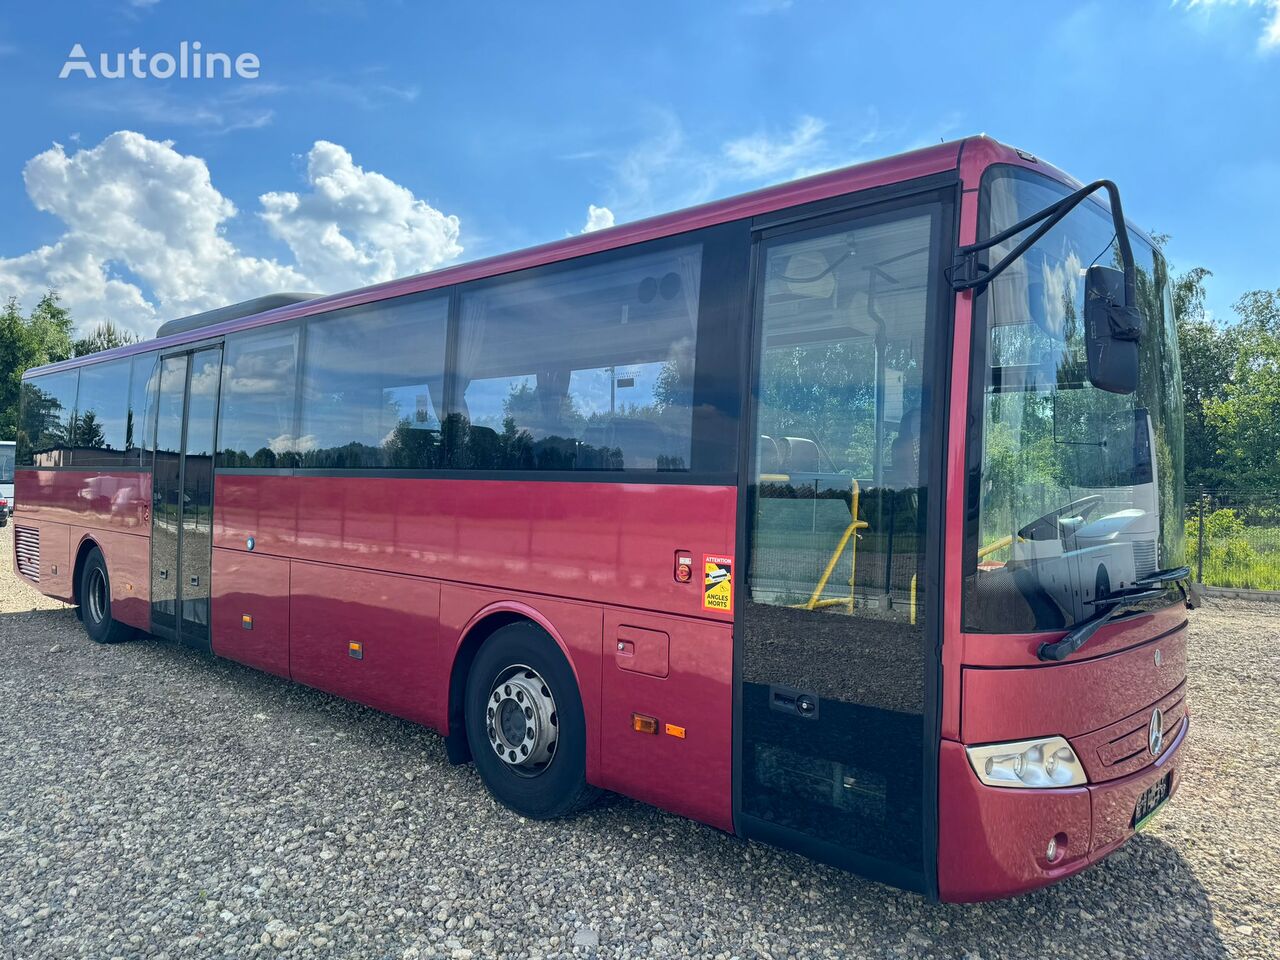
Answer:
1187 489 1280 593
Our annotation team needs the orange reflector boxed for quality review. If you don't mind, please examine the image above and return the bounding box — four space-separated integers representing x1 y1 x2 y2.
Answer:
631 713 658 735
241 615 253 630
664 723 686 739
348 641 364 660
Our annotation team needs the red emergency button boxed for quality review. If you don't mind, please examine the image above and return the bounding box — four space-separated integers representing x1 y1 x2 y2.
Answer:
674 551 694 583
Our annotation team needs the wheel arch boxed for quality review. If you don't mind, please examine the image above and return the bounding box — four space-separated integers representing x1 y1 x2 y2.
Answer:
71 534 103 610
443 601 582 766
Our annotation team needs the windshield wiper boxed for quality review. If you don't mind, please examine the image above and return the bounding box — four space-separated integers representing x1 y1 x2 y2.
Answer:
1037 586 1167 662
1134 565 1191 587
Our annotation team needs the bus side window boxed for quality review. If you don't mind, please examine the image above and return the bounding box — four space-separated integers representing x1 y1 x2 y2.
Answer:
297 291 449 470
453 240 704 473
18 370 80 468
218 326 301 468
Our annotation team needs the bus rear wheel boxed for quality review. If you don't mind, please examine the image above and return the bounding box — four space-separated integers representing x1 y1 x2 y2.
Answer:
464 621 597 819
79 547 134 645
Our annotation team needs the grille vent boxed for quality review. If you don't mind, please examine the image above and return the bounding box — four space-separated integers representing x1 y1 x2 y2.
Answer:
14 526 40 582
1131 538 1157 578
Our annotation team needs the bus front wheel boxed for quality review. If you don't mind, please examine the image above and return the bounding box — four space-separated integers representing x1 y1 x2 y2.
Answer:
464 621 598 819
79 547 134 645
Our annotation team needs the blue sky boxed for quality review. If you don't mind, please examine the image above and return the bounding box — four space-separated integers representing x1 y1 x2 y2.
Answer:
0 0 1277 335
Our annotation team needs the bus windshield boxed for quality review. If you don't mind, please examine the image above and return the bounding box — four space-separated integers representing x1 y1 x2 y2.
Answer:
964 167 1185 633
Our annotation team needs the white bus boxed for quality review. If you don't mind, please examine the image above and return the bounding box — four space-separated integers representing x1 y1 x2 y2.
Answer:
0 440 14 521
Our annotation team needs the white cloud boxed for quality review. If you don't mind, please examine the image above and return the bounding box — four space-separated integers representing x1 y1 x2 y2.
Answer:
73 83 282 136
581 204 615 233
1183 0 1280 50
0 132 464 337
260 141 462 293
595 109 884 222
723 115 827 178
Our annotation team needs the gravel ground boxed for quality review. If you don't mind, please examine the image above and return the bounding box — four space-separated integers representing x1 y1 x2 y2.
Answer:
0 521 1276 959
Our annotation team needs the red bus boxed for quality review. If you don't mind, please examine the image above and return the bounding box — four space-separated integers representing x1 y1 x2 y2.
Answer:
12 136 1191 901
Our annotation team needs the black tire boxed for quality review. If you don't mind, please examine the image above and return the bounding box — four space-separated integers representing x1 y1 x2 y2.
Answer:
465 621 598 819
79 547 134 644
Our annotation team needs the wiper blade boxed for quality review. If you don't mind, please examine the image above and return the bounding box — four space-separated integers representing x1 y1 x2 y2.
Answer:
1037 586 1167 662
1082 584 1172 606
1134 565 1191 587
1133 565 1200 609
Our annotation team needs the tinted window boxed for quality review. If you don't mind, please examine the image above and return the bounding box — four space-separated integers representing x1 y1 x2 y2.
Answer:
453 241 703 471
298 292 449 469
0 445 14 483
218 326 299 467
73 358 131 467
17 370 79 467
127 352 160 460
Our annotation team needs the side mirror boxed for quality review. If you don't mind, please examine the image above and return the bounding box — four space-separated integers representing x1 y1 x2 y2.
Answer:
1083 265 1142 394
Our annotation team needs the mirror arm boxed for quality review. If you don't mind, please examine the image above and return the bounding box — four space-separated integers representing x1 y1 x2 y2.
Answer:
947 179 1137 306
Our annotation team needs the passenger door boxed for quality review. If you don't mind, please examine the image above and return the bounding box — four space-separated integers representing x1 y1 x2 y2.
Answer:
150 346 222 648
736 191 950 893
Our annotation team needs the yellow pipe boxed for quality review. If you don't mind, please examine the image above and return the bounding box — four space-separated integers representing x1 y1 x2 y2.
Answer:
909 574 917 625
803 521 860 610
797 479 867 612
845 482 862 612
978 534 1017 560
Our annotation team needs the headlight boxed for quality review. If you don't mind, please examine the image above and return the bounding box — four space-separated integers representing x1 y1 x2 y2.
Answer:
965 736 1088 788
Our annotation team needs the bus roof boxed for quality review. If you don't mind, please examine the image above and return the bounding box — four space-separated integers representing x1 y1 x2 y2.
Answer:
23 135 1060 379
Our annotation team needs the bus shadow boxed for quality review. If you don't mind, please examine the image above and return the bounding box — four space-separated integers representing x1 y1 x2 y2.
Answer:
3 607 1230 959
572 789 1231 958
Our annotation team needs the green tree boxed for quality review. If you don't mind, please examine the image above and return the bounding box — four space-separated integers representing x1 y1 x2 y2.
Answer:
71 409 107 449
0 292 75 440
1150 236 1234 489
1204 289 1280 489
74 319 138 357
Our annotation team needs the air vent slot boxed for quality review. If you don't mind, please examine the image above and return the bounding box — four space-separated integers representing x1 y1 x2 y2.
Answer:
1131 538 1157 578
15 525 40 582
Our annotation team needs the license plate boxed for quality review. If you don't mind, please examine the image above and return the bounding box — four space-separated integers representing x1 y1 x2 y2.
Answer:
1132 772 1171 830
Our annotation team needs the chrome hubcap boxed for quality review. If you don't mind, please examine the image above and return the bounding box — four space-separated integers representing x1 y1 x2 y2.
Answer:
87 567 107 625
486 664 558 776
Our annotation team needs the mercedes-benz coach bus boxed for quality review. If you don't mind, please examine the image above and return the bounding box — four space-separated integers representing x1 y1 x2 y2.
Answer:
13 137 1191 901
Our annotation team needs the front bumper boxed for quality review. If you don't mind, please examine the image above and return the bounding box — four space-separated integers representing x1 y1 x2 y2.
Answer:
937 716 1188 902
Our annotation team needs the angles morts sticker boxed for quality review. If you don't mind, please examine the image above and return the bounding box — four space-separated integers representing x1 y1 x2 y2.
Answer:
702 555 733 613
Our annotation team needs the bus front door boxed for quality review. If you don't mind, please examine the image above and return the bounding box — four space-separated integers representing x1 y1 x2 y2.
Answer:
737 193 949 894
150 346 222 649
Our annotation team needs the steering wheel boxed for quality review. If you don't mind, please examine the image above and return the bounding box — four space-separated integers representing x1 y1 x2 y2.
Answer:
1017 494 1105 542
